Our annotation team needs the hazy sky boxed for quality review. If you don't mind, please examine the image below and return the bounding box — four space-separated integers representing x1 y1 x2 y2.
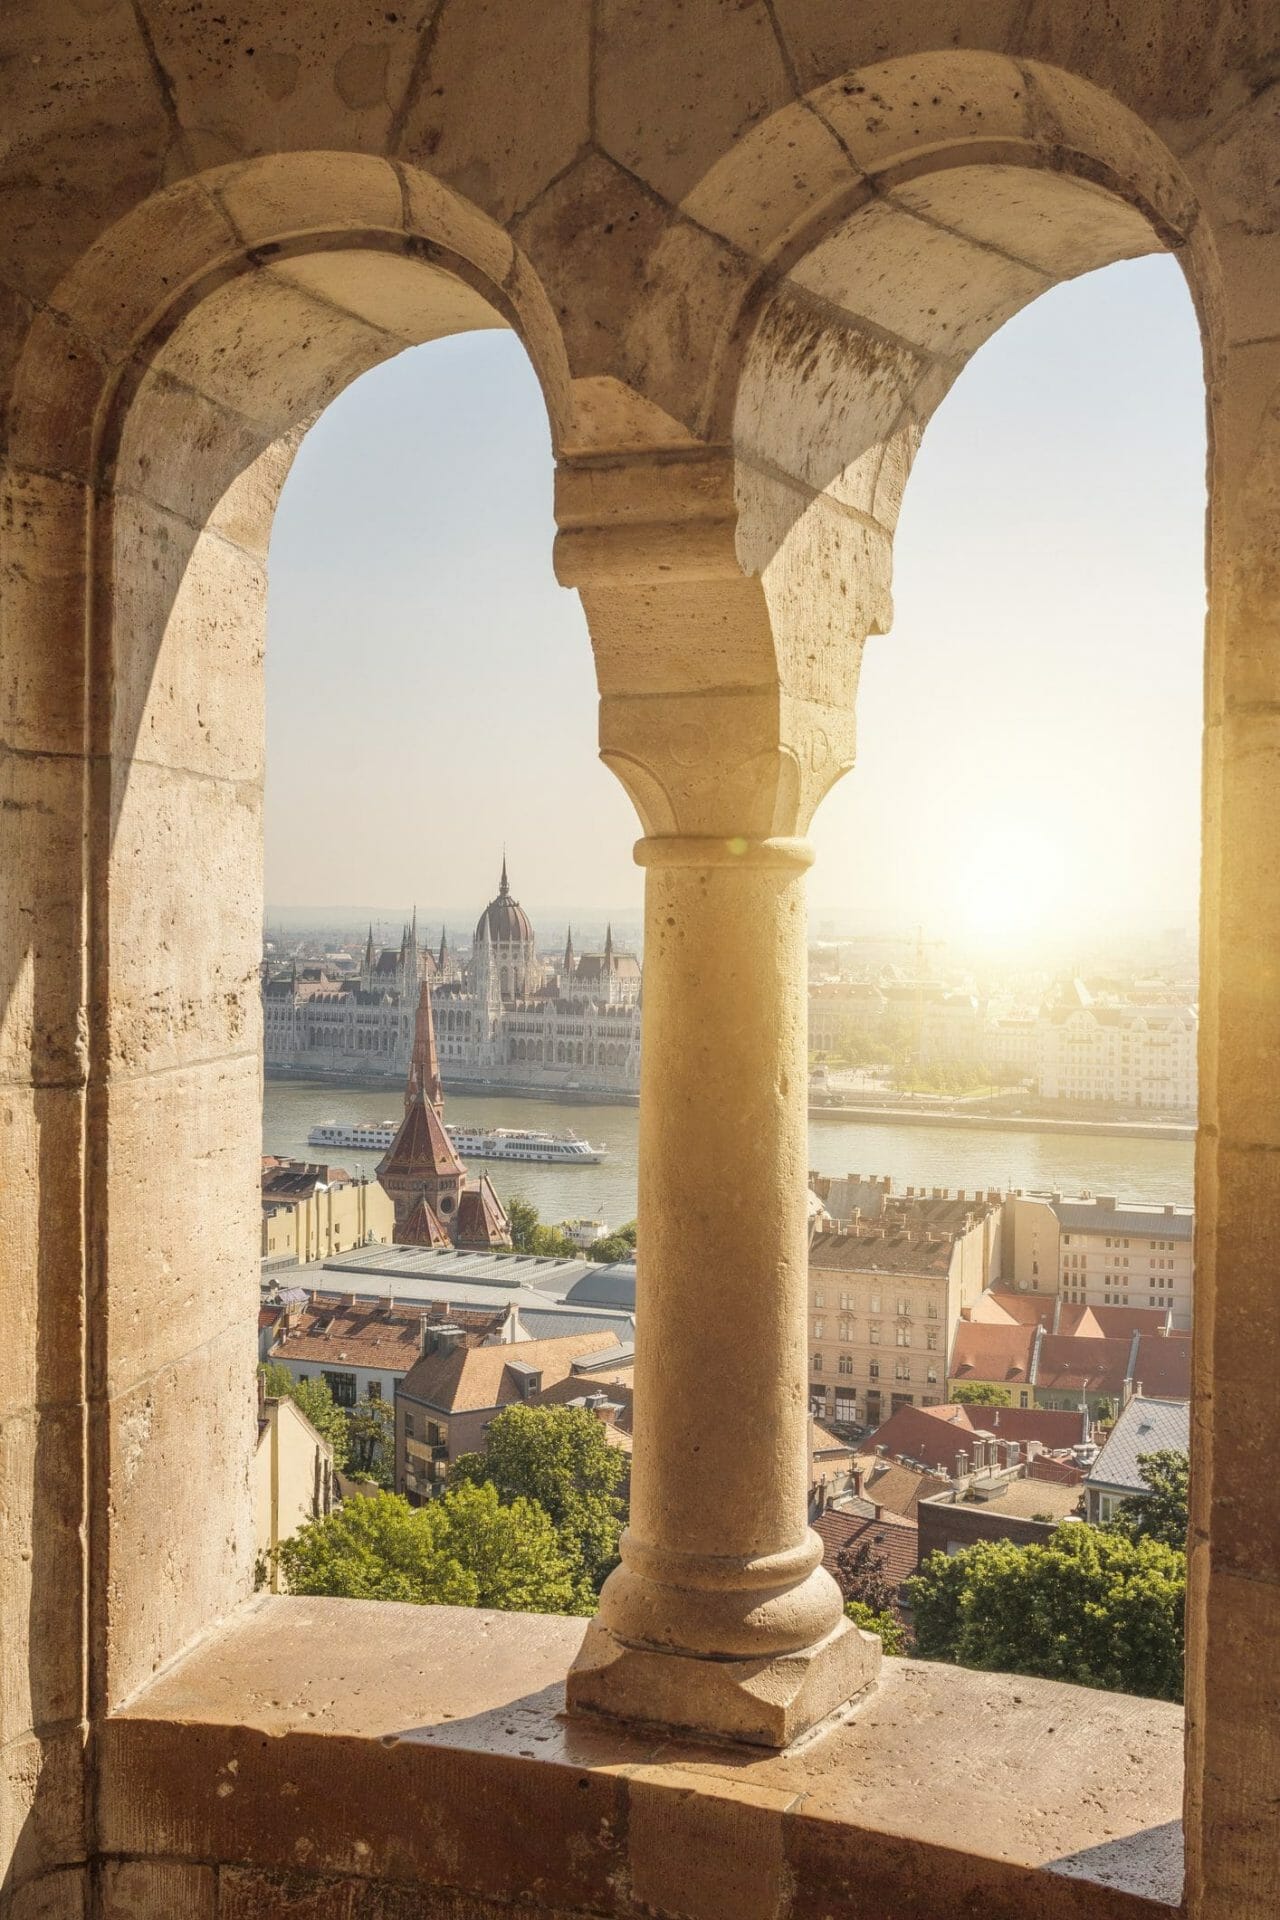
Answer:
265 254 1205 948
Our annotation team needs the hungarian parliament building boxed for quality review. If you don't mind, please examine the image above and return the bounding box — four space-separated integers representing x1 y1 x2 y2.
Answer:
262 861 642 1095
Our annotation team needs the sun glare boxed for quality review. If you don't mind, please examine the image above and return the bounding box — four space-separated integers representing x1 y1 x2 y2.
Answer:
952 826 1063 954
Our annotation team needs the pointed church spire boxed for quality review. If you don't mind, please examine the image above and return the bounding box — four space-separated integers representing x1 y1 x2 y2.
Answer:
408 978 444 1114
499 847 510 896
604 922 614 967
438 925 449 973
563 924 575 974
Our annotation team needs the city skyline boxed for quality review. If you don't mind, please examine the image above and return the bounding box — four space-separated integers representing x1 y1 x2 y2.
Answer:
266 254 1205 943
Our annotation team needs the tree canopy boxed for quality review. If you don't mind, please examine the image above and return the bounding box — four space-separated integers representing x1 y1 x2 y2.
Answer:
506 1195 579 1258
449 1403 627 1591
1104 1449 1189 1552
906 1521 1185 1702
844 1600 907 1655
261 1362 350 1471
277 1484 593 1614
949 1383 1012 1407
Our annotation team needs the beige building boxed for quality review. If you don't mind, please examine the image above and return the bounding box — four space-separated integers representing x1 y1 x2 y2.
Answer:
261 1158 396 1263
809 1192 1001 1430
1005 1193 1193 1331
253 1393 335 1592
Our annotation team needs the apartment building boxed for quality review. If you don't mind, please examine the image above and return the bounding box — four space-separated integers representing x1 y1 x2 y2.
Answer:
260 1157 395 1263
809 1190 1001 1430
1005 1192 1193 1330
1037 1000 1197 1112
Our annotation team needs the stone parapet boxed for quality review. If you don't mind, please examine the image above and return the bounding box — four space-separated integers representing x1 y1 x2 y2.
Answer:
99 1596 1183 1920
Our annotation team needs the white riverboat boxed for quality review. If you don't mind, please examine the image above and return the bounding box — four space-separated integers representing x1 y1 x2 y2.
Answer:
307 1120 607 1164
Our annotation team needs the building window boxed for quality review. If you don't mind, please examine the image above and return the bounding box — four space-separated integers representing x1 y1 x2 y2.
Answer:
834 1394 857 1425
926 1329 938 1351
812 1354 822 1372
814 1290 825 1309
838 1353 853 1375
869 1293 881 1314
321 1371 357 1408
366 1380 381 1400
869 1324 880 1344
897 1296 910 1317
1019 1391 1029 1408
813 1320 824 1340
927 1300 939 1319
895 1326 911 1347
869 1360 880 1380
894 1359 911 1381
404 1412 416 1439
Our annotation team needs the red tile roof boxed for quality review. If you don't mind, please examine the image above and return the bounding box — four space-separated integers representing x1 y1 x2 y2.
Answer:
270 1300 505 1372
456 1174 511 1250
399 1330 619 1415
1033 1333 1131 1397
812 1507 919 1594
1131 1331 1192 1400
949 1322 1037 1383
398 1196 451 1248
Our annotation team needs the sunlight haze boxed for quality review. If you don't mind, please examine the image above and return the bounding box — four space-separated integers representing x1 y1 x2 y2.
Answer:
265 254 1205 945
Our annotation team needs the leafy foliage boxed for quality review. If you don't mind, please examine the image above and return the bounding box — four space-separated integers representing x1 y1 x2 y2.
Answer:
261 1362 349 1471
587 1220 638 1263
844 1600 907 1655
1104 1450 1189 1552
505 1195 579 1258
906 1522 1185 1702
950 1383 1012 1407
346 1395 396 1487
449 1403 627 1590
834 1533 899 1617
277 1484 593 1614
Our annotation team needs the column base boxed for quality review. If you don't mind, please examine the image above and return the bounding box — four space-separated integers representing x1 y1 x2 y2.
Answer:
566 1614 880 1749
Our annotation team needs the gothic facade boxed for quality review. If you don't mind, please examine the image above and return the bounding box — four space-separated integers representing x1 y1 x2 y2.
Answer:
263 863 642 1095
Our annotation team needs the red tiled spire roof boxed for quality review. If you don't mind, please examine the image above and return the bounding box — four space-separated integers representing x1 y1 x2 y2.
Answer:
456 1173 512 1250
397 1195 451 1248
406 979 444 1113
378 1092 464 1185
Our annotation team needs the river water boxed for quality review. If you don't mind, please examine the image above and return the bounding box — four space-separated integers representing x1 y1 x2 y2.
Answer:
264 1080 1194 1229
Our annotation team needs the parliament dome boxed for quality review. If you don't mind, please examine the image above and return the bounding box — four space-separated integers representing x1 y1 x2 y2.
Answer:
475 858 535 947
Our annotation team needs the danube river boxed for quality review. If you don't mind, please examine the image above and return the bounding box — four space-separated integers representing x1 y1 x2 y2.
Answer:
264 1080 1194 1229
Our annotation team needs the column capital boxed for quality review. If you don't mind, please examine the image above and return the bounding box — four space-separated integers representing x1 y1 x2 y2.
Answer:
635 833 814 873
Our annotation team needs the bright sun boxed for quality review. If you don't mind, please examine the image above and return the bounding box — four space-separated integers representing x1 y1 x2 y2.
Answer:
951 826 1062 954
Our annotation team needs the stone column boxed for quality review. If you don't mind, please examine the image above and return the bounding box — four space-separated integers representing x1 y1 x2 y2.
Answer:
556 451 878 1746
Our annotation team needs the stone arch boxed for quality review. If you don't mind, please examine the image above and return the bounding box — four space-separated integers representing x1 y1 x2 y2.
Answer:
2 152 573 1713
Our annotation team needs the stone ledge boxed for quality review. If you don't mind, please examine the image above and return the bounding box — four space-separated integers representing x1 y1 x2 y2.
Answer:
101 1595 1184 1920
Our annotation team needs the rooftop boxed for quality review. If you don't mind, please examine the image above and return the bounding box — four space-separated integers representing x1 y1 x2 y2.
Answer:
1087 1397 1191 1496
399 1329 620 1415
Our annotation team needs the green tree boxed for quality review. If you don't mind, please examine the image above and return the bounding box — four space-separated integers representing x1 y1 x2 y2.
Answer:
906 1522 1185 1702
277 1484 592 1614
346 1395 395 1487
260 1363 349 1471
950 1382 1012 1407
506 1195 578 1258
449 1402 627 1591
1105 1450 1189 1551
844 1600 907 1654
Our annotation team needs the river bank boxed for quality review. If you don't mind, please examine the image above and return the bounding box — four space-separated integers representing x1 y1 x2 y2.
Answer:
809 1102 1194 1142
265 1079 1195 1226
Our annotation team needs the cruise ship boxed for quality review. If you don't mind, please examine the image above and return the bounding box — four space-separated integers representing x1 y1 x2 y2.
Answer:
307 1120 607 1165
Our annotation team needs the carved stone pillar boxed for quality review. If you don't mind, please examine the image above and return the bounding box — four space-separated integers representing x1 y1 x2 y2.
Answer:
555 451 879 1746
